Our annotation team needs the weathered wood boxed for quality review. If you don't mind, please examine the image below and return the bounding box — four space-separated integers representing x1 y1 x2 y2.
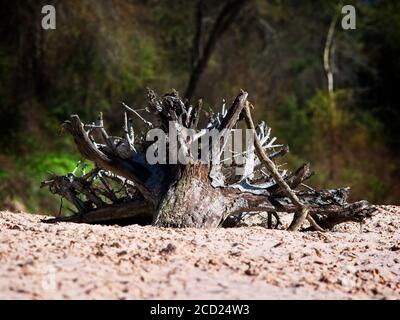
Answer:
218 90 248 132
42 89 374 232
63 115 155 205
42 200 152 225
154 164 225 227
267 163 313 196
242 102 322 231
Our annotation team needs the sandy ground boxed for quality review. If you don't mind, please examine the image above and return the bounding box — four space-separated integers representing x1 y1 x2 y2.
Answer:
0 206 399 300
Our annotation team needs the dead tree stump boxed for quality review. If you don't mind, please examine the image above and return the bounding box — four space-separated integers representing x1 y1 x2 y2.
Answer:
41 89 375 231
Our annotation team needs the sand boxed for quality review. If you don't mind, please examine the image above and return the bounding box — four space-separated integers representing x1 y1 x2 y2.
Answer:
0 206 399 299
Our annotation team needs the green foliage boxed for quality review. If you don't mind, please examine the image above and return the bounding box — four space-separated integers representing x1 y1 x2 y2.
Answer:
153 0 195 74
0 152 84 214
23 152 81 180
275 95 310 154
282 89 396 203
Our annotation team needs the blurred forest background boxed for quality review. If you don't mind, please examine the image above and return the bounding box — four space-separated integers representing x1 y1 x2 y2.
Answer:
0 0 399 215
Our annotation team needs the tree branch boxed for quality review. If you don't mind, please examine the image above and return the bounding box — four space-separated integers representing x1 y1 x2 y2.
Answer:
243 103 323 231
185 0 249 100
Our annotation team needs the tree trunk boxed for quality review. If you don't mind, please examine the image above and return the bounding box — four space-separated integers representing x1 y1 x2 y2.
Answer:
154 164 225 227
185 0 249 100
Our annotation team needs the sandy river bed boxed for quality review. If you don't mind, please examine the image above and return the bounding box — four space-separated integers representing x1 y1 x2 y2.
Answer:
0 206 399 299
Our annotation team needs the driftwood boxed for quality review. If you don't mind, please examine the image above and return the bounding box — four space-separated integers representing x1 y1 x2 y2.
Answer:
41 89 375 231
